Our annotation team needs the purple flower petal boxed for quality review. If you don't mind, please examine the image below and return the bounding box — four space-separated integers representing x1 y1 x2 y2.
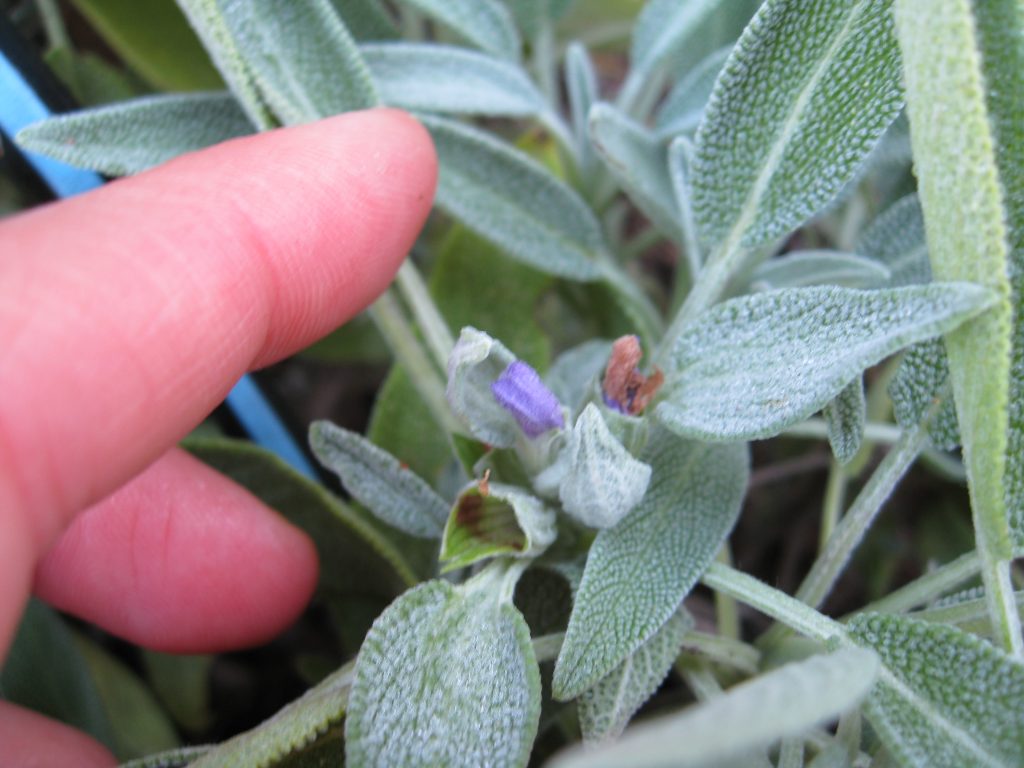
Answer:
491 361 564 438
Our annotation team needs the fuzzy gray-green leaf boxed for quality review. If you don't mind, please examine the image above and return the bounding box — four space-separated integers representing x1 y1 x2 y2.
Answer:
362 43 545 117
856 194 930 287
889 339 960 450
422 114 604 280
657 284 996 442
566 42 599 178
552 429 748 699
825 377 865 465
749 251 891 291
446 326 520 447
849 613 1024 768
578 610 693 744
692 0 904 248
309 420 449 538
16 93 252 176
655 44 732 139
544 339 613 415
345 572 540 767
393 0 520 60
553 648 879 768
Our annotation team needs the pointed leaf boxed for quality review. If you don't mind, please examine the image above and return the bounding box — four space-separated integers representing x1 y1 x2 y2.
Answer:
362 43 545 117
750 251 891 291
566 42 600 177
422 114 604 280
309 420 450 538
655 44 732 139
16 93 252 176
692 0 904 248
552 649 879 768
392 0 520 60
889 339 960 450
578 610 693 744
553 429 748 699
849 613 1024 768
345 570 541 767
657 284 997 442
856 194 930 287
825 377 866 465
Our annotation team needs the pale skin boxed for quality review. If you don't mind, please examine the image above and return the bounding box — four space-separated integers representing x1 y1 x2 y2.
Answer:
0 108 438 765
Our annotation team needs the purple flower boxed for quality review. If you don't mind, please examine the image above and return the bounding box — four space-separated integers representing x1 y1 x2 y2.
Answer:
491 361 564 438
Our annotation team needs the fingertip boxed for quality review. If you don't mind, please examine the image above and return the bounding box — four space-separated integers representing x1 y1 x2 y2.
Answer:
0 702 116 768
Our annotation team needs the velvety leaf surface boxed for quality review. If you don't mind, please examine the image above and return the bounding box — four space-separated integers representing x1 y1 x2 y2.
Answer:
552 649 879 768
692 0 904 248
565 42 599 178
392 0 520 60
655 44 731 139
889 339 960 450
750 251 891 291
657 284 996 441
309 420 450 538
446 327 522 448
824 377 865 465
578 610 693 744
328 0 397 39
856 194 930 287
553 429 748 699
16 93 252 176
849 613 1024 767
345 574 540 767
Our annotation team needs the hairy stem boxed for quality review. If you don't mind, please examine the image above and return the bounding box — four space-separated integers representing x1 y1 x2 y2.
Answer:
394 259 453 372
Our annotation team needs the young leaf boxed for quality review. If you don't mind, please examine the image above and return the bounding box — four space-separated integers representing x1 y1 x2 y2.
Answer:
392 0 521 60
655 44 732 139
692 0 904 248
889 339 960 451
856 194 930 287
557 403 652 530
657 284 996 442
361 43 545 117
553 428 748 700
749 251 891 291
421 115 605 280
578 609 694 744
212 0 377 123
565 42 600 178
552 648 879 768
345 568 541 767
848 613 1024 767
825 376 866 465
446 327 523 448
544 339 614 415
309 420 450 539
589 103 681 241
16 93 252 176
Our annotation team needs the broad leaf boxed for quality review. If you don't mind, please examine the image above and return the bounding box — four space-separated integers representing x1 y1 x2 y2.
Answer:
578 610 693 744
889 339 960 450
849 613 1024 767
856 194 930 287
16 93 252 176
553 429 748 699
362 43 545 117
309 420 450 538
692 0 904 248
392 0 520 60
824 377 866 465
345 567 540 767
422 115 605 280
749 251 891 291
655 44 732 139
552 649 879 768
657 284 996 442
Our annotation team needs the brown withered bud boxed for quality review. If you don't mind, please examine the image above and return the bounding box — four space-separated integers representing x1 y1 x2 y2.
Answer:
602 335 664 416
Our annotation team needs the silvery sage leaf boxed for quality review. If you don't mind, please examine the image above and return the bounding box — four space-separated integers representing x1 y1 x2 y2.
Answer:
657 284 997 442
447 327 519 448
392 0 520 61
578 609 693 744
441 482 556 571
553 428 748 700
692 0 904 248
824 377 866 465
16 93 252 176
654 44 732 140
856 194 930 287
552 648 879 768
308 420 449 539
668 136 704 275
421 114 605 280
328 0 398 40
361 43 545 117
589 103 681 242
558 404 652 530
213 0 378 124
848 613 1024 768
544 339 614 415
346 566 540 768
565 42 600 178
889 339 960 451
749 251 891 292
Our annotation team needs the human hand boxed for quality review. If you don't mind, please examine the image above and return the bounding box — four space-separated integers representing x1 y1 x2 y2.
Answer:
0 108 437 766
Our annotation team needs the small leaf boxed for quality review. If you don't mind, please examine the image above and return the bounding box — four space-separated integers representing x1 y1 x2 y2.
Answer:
16 93 252 176
345 568 541 767
856 194 930 287
553 428 748 699
309 420 450 538
657 284 997 442
362 42 545 117
849 613 1024 767
558 403 652 530
565 42 600 178
446 327 521 447
552 648 879 768
889 339 960 450
392 0 520 60
441 482 556 571
692 0 904 247
544 339 614 415
749 251 891 291
589 103 681 241
578 609 693 744
655 44 732 139
422 114 605 280
825 377 866 465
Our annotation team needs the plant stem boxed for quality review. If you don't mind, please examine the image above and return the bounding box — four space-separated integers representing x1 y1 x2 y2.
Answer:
680 631 760 675
819 460 848 552
674 656 723 701
782 419 903 445
532 632 565 664
907 589 1024 636
854 550 982 616
714 544 741 641
35 0 69 50
777 738 804 768
394 259 453 372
